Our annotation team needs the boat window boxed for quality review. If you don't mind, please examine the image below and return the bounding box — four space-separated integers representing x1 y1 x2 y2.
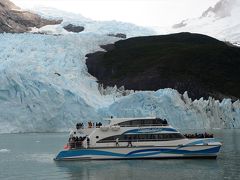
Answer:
97 133 184 143
116 118 168 127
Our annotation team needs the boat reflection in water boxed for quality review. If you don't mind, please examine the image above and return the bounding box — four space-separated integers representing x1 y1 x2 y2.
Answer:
54 158 222 180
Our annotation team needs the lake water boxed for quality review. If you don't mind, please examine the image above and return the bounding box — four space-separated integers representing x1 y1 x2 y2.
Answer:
0 130 240 180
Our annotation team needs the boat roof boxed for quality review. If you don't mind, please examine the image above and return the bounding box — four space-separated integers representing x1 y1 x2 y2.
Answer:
105 117 158 125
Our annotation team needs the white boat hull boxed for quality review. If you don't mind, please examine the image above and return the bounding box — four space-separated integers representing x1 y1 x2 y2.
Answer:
55 143 221 160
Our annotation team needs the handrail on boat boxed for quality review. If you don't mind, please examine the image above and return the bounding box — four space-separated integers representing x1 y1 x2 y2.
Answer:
116 124 169 127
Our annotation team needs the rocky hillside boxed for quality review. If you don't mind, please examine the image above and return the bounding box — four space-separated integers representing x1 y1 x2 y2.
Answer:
86 32 240 100
0 0 61 33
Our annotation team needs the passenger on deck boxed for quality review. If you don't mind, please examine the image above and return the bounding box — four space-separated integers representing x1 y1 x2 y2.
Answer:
75 137 83 148
127 137 133 147
79 136 83 141
116 138 119 146
76 123 84 129
87 137 90 148
96 122 102 128
88 121 93 128
163 119 168 125
69 137 76 149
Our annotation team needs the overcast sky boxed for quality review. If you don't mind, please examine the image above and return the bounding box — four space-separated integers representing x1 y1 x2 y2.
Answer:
12 0 219 26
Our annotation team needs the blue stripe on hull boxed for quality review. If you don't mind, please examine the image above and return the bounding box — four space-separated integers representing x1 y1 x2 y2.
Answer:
55 146 221 160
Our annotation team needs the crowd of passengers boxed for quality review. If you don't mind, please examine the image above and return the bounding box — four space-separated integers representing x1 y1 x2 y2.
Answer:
76 122 103 129
68 121 104 149
68 132 90 149
184 132 213 139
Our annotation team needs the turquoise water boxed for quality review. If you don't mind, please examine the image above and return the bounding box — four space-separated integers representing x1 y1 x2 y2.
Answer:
0 130 240 180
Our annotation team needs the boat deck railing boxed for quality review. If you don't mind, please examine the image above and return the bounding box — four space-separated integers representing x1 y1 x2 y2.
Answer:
77 124 169 130
68 142 84 149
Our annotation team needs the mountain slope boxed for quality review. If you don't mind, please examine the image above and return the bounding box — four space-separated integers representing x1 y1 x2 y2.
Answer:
0 0 61 33
172 0 240 44
86 32 240 100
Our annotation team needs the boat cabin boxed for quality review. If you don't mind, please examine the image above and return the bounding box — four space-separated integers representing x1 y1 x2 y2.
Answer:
107 117 168 127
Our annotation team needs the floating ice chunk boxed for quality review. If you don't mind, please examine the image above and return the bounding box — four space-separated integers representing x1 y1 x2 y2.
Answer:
0 149 10 153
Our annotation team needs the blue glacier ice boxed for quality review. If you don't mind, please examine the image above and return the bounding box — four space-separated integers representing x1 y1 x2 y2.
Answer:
0 33 117 133
0 8 239 133
100 89 240 130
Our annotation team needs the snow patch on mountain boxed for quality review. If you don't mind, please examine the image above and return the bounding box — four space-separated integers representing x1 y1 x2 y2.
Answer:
202 0 236 18
30 7 156 37
172 0 240 43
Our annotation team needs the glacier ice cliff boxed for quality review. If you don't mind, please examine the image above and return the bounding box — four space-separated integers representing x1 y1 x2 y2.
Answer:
99 89 240 130
0 6 240 133
0 33 119 133
0 33 240 133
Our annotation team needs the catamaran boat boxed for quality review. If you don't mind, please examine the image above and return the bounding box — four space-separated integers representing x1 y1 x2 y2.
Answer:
54 117 222 160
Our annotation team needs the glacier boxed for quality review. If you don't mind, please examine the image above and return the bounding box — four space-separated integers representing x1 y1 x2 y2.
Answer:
30 7 156 37
0 6 240 133
0 32 240 133
100 89 240 130
0 33 119 133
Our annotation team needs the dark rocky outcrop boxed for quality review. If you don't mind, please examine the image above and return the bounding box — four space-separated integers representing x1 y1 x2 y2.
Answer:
86 32 240 100
107 33 127 39
63 24 84 33
0 0 61 33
